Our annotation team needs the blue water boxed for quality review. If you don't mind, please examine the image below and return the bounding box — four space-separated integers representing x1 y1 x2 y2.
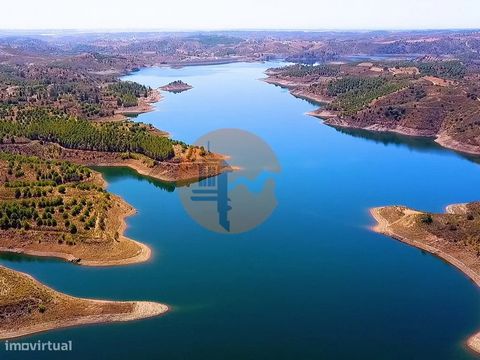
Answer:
2 62 480 359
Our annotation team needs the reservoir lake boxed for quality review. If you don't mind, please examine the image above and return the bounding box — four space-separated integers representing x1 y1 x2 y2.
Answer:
2 62 480 359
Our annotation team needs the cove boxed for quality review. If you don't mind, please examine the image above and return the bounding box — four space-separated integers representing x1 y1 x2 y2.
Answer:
1 62 480 359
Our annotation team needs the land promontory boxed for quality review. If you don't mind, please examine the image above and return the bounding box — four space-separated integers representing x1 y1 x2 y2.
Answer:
370 203 480 354
0 266 168 340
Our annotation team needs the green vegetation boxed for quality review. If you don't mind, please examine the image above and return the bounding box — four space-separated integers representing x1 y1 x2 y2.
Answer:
410 85 427 101
0 64 152 119
275 64 339 77
384 106 406 121
417 61 466 79
421 214 433 224
0 64 27 86
387 60 466 79
326 76 406 115
163 80 191 88
0 108 174 161
0 152 90 182
107 81 150 107
0 153 109 236
186 35 242 46
327 77 386 97
161 80 192 93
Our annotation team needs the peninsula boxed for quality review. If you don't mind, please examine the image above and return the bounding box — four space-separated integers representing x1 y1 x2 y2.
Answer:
0 152 150 265
0 110 227 183
0 32 234 340
0 266 168 340
0 152 171 339
1 29 480 353
370 203 480 354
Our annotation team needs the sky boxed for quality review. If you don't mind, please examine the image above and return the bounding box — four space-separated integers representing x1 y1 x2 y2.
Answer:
1 0 479 31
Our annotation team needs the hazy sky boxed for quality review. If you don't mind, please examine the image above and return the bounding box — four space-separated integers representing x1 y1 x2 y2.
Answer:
2 0 479 30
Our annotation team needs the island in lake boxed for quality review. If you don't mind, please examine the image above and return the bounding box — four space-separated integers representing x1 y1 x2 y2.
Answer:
160 80 193 93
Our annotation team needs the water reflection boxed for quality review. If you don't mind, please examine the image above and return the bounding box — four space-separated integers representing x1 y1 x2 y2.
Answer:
93 166 203 193
0 252 63 264
332 126 480 165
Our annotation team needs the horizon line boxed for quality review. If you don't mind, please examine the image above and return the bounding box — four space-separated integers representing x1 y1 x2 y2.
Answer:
0 27 480 34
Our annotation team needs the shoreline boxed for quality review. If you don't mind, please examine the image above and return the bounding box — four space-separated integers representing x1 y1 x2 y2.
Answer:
261 77 333 105
115 88 163 117
0 267 169 340
85 158 225 184
0 141 228 183
308 115 480 156
0 301 169 341
0 157 164 340
369 206 480 354
370 207 480 287
157 57 254 68
262 73 480 157
0 243 150 267
160 82 193 93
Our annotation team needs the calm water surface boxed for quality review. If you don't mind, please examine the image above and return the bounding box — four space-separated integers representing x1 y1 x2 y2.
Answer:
2 62 480 359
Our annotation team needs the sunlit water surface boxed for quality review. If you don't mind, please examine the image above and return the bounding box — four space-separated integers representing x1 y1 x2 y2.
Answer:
2 62 480 359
